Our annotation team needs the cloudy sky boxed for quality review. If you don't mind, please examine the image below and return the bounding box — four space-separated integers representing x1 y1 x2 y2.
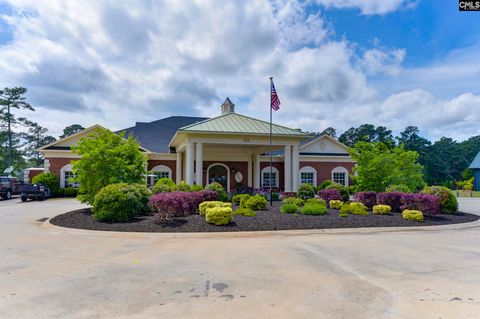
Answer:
0 0 479 141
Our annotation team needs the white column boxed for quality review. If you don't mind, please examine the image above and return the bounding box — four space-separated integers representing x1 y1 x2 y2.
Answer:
253 154 261 189
195 142 203 186
185 142 194 185
176 151 182 183
284 145 292 192
292 144 300 191
247 154 253 188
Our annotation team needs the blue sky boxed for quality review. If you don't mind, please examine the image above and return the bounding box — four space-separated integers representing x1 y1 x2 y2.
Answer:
0 0 480 141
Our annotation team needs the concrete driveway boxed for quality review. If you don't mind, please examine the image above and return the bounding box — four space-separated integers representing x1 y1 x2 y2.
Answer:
1 197 480 319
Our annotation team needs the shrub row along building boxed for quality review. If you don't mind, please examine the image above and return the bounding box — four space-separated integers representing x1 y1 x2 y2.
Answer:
37 98 355 192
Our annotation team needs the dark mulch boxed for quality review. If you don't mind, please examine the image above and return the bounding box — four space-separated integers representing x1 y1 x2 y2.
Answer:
49 202 480 233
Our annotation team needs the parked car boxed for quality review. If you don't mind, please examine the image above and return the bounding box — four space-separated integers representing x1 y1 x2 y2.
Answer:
19 183 51 202
0 176 22 200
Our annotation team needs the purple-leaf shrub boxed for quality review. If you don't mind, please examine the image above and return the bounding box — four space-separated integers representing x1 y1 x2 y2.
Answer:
377 192 404 212
400 193 441 216
354 192 377 209
148 190 218 222
318 189 341 203
280 192 297 199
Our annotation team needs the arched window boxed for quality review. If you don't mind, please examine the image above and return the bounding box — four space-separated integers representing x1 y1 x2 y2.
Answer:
60 164 79 189
300 166 317 186
331 166 349 187
206 163 230 191
261 166 279 188
151 165 172 184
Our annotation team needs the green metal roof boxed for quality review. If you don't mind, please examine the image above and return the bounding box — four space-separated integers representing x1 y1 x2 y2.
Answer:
469 151 480 169
178 112 309 137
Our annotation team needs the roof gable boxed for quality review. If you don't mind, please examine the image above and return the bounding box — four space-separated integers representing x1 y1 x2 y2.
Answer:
300 134 349 155
38 125 106 151
179 112 309 137
469 151 480 169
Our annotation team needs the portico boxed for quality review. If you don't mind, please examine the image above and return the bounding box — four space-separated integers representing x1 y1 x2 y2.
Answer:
169 102 308 192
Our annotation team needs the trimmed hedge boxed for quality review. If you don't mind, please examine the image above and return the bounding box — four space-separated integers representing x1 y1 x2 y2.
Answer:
205 206 233 225
148 190 218 222
199 201 232 216
354 191 377 209
318 189 341 203
402 210 424 222
373 204 391 215
300 203 328 215
400 193 440 216
233 207 256 217
329 200 343 209
243 194 267 210
280 203 298 214
282 197 304 207
152 178 176 193
93 183 149 222
422 186 458 214
340 202 368 215
306 198 326 206
232 194 250 205
298 183 315 199
377 192 404 212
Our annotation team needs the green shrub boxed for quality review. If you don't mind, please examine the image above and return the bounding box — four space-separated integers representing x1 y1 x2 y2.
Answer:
243 194 267 210
282 197 304 207
325 183 350 202
402 209 424 222
300 203 327 215
280 203 298 214
64 187 78 197
319 180 334 190
190 184 204 191
233 207 256 217
199 201 232 216
176 181 191 192
298 183 315 199
152 177 176 193
205 182 228 201
205 206 233 225
32 172 60 196
92 183 148 222
340 202 368 215
329 200 343 209
239 194 250 208
422 186 458 214
271 192 280 201
373 204 391 215
128 184 152 215
306 198 326 206
385 184 412 193
339 212 349 218
232 194 250 205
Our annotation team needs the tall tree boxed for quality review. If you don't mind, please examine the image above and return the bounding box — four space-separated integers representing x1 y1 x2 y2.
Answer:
321 127 337 138
0 87 35 168
22 120 56 167
60 124 85 139
339 124 395 147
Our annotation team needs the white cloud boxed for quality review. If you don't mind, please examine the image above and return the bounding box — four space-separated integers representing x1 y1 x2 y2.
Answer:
0 0 478 143
313 0 418 15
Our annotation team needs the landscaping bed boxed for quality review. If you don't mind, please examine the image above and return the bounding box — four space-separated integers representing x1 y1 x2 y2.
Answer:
50 202 479 233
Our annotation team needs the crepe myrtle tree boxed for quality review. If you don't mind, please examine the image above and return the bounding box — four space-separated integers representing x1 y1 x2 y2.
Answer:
71 128 147 205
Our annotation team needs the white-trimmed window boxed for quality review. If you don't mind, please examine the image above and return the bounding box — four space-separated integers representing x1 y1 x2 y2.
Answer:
300 166 317 186
60 164 79 189
331 166 349 186
151 165 172 183
261 166 279 188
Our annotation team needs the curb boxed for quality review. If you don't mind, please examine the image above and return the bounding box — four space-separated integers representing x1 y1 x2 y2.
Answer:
42 215 480 239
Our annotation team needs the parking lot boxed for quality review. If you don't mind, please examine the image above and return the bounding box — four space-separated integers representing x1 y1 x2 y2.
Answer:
0 197 479 318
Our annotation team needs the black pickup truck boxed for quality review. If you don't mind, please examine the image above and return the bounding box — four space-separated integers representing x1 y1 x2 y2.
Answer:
19 184 51 202
0 176 22 200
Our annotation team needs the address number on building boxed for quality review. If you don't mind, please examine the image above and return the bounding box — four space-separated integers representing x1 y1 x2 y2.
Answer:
243 138 250 143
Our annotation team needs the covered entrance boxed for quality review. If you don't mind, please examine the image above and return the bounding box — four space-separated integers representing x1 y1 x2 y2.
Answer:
207 163 229 191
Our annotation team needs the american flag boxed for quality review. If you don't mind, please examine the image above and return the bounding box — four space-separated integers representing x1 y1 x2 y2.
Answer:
271 80 281 111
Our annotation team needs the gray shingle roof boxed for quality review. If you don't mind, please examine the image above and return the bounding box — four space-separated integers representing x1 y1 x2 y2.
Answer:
118 116 208 153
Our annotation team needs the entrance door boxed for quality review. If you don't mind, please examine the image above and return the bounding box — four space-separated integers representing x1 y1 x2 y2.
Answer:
208 164 228 191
